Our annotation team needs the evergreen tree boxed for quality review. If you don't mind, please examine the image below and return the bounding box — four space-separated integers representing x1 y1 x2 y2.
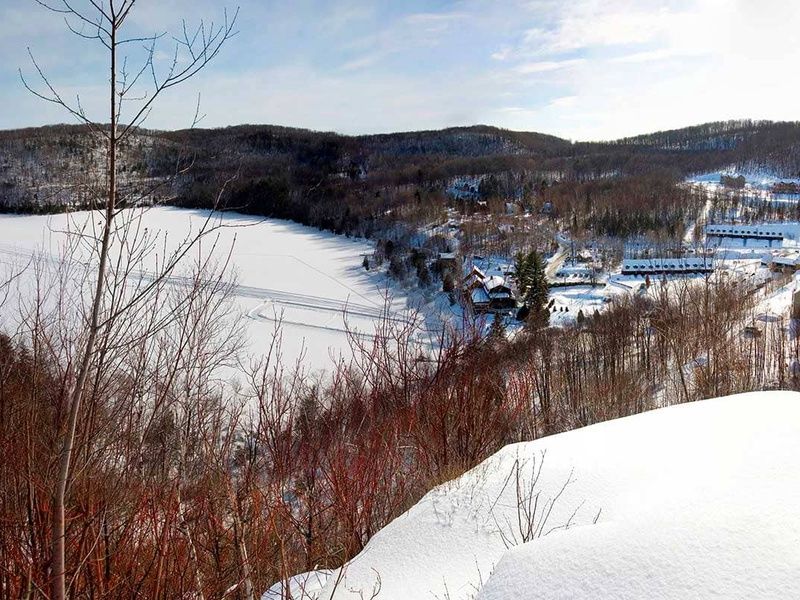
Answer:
514 251 531 297
525 250 550 328
526 251 548 306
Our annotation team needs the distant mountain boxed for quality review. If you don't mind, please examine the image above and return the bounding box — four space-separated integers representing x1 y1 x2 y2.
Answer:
2 119 800 217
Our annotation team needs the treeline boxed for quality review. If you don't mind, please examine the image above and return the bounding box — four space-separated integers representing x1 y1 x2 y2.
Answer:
4 120 800 243
1 264 795 598
5 120 800 205
542 172 705 238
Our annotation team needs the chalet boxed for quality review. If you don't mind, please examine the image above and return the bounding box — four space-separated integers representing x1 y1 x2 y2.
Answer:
463 268 516 313
621 257 715 276
484 277 516 312
462 265 487 289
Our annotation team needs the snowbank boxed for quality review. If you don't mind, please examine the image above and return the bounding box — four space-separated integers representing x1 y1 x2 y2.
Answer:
315 392 800 599
261 570 333 599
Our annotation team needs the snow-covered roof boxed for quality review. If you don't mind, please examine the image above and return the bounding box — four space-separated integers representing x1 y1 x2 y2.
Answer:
770 252 800 267
470 286 490 304
315 392 800 600
467 265 486 279
706 223 785 239
621 257 714 272
483 275 507 291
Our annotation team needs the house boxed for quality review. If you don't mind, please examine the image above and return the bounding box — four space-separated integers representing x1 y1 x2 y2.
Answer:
437 252 460 270
462 265 486 289
463 268 517 314
621 257 715 276
470 285 491 313
484 277 516 312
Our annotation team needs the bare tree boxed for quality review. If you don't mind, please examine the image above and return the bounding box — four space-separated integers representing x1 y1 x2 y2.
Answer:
20 2 237 598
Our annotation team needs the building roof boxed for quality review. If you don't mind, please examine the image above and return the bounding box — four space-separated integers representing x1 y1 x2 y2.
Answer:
471 286 490 305
621 257 715 272
771 252 800 266
705 224 785 239
484 275 507 291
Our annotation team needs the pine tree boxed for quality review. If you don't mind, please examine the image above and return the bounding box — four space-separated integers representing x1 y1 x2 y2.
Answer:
514 251 531 297
525 250 550 328
526 251 548 306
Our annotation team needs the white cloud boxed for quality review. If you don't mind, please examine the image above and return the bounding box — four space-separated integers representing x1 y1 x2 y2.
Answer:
548 95 578 108
3 0 800 142
339 54 381 72
514 59 586 74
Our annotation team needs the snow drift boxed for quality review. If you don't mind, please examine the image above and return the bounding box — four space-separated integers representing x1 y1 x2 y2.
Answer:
308 392 800 599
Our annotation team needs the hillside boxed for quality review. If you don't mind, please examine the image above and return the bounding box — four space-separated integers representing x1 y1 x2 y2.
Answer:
3 119 800 246
3 120 800 206
293 391 800 600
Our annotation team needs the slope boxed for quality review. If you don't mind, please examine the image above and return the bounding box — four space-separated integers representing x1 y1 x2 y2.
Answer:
311 391 800 600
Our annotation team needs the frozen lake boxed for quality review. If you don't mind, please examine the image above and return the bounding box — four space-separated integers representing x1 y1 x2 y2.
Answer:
0 207 412 373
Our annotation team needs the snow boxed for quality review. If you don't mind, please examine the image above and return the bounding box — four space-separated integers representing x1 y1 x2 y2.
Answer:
261 570 333 600
0 207 413 373
547 285 609 325
483 275 506 291
314 392 800 600
688 171 800 206
689 169 800 190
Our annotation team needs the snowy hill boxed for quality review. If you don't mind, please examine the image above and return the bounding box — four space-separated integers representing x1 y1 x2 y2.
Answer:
304 392 800 599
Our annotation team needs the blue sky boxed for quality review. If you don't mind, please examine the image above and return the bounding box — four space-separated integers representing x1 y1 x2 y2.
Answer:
1 0 798 140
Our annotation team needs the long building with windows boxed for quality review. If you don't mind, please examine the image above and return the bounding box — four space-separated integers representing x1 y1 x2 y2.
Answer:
705 223 785 241
621 257 715 275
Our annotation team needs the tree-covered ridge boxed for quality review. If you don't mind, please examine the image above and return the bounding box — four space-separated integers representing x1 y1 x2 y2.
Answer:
2 119 800 240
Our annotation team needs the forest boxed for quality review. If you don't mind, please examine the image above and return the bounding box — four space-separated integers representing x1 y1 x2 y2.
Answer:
3 119 800 242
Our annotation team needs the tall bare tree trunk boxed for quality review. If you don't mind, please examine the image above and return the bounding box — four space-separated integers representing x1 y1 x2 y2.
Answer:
51 23 117 600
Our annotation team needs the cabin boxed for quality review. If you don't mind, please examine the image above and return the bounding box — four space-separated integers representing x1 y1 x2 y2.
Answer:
621 257 715 276
483 276 515 309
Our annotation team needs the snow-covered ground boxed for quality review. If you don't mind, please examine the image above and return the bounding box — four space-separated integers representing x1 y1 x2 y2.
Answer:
548 284 611 325
688 170 800 205
305 391 800 600
0 207 414 373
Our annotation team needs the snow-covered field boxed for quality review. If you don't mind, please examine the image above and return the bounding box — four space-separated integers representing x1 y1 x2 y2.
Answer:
0 207 412 373
305 391 800 600
689 170 800 205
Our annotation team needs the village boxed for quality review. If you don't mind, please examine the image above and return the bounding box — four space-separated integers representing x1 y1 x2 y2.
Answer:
425 172 800 334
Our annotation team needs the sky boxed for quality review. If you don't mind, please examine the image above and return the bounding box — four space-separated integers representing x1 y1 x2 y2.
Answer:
1 0 799 141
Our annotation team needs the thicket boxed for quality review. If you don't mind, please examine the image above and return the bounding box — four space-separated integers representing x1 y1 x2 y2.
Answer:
1 266 795 598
